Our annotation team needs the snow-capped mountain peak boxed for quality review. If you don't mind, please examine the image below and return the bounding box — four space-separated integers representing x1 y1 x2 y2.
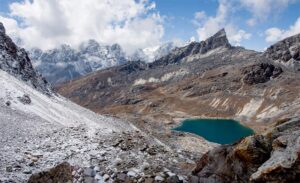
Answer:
29 40 127 84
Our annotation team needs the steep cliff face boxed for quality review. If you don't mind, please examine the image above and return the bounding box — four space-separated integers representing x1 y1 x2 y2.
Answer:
0 22 51 94
192 118 300 183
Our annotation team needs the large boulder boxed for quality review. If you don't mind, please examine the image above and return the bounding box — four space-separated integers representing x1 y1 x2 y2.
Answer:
27 162 73 183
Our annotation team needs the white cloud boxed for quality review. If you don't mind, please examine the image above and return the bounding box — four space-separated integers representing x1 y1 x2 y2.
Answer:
195 0 251 46
240 0 295 24
265 17 300 43
0 0 164 54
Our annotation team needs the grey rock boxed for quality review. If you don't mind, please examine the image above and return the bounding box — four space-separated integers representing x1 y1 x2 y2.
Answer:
103 174 109 181
84 168 95 177
6 166 13 172
155 175 164 181
18 94 31 104
84 177 96 183
127 171 137 177
23 169 32 174
116 173 127 181
94 166 100 172
94 174 102 180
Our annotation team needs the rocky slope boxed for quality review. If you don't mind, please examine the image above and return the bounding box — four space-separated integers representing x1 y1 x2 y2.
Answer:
192 117 300 183
0 23 50 94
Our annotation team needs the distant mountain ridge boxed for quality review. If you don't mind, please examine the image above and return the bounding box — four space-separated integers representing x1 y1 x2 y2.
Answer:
29 40 177 84
29 40 127 84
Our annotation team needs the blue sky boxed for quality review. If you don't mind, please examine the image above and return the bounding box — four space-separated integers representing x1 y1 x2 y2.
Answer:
0 0 300 52
154 0 300 51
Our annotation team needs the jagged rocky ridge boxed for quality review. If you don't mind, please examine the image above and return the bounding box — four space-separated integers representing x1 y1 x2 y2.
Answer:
0 23 50 94
150 29 231 67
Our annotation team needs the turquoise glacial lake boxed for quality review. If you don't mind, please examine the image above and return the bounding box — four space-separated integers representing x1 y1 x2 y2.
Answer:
173 118 255 144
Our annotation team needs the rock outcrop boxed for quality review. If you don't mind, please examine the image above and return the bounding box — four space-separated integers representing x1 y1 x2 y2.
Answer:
264 32 300 70
0 22 51 94
192 118 300 183
242 63 283 85
28 162 73 183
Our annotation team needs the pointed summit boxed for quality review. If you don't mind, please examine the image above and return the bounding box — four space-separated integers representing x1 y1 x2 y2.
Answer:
204 28 231 49
213 28 226 38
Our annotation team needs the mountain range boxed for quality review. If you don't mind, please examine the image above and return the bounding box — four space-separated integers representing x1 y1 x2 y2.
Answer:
29 40 177 84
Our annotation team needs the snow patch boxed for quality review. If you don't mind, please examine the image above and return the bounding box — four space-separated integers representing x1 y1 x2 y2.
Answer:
133 69 189 86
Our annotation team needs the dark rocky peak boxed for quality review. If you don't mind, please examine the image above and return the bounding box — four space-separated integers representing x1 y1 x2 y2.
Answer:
150 28 231 67
264 32 300 70
0 22 5 34
0 22 51 94
203 28 231 51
